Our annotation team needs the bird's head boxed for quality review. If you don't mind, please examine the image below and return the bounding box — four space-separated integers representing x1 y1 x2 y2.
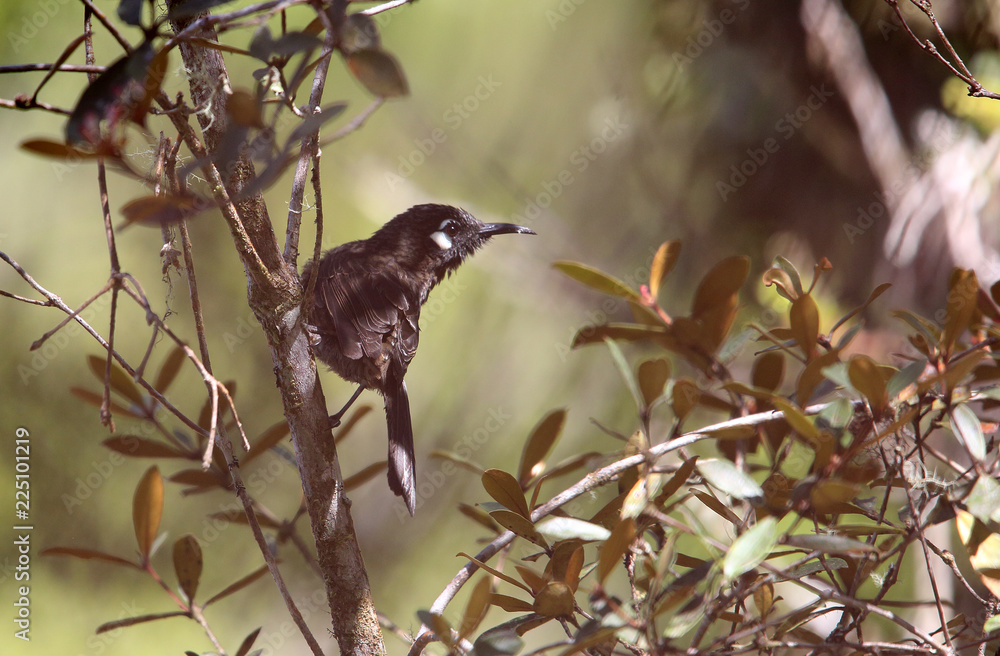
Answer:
375 204 535 278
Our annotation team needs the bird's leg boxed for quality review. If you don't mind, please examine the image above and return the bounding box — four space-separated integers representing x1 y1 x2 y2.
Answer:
304 322 322 347
329 384 365 429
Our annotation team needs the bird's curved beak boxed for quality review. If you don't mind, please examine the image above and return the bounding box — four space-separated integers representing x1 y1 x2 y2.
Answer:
479 222 536 237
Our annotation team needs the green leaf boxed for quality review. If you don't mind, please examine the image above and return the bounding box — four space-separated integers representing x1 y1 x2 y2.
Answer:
698 459 763 500
950 404 986 461
723 517 779 579
967 475 1000 524
536 516 611 542
553 261 639 300
785 534 877 554
887 360 924 400
605 338 643 410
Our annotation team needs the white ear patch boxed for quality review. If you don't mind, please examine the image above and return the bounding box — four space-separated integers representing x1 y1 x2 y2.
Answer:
430 230 452 250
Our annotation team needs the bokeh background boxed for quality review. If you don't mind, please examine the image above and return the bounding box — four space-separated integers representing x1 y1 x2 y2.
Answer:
1 0 999 654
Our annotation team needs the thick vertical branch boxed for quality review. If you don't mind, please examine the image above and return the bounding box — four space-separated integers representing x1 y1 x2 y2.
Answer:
167 6 384 655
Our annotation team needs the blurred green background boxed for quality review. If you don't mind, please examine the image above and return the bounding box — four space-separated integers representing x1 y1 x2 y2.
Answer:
1 0 998 654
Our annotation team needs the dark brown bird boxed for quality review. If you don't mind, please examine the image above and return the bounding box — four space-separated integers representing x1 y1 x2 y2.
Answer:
302 204 535 515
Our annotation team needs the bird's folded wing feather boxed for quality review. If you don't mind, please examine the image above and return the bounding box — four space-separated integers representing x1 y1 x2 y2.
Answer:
318 269 419 364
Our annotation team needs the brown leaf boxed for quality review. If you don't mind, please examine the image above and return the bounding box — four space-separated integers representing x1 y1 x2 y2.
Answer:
942 269 979 355
517 409 567 486
70 387 144 419
204 565 269 606
344 461 388 490
533 581 575 618
482 469 530 518
692 255 750 319
638 358 671 408
346 48 409 98
87 355 144 407
789 293 820 360
41 547 139 568
459 575 492 640
172 535 203 603
554 261 638 300
235 627 262 656
96 611 187 634
489 593 534 613
752 352 785 392
598 517 636 583
103 436 187 458
244 420 291 462
133 466 164 560
153 346 186 394
489 509 546 547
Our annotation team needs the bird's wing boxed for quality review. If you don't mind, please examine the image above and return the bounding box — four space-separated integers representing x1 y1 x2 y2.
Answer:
317 267 419 364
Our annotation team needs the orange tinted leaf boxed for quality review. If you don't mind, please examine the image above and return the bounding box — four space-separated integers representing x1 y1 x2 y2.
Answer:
672 379 699 421
133 466 164 560
518 409 566 486
649 240 681 299
809 479 861 513
482 469 530 518
598 517 636 583
346 48 409 98
172 535 202 603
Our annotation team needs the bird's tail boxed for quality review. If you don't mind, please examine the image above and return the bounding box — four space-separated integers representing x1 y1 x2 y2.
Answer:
385 381 416 515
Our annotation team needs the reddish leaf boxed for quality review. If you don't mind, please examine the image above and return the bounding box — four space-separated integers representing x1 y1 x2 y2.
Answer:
459 575 492 640
96 611 187 634
598 517 636 583
638 358 671 408
343 461 388 490
235 627 262 656
489 593 534 613
692 255 750 319
120 194 209 227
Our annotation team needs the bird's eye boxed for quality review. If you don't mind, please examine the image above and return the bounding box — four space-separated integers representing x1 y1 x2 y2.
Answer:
443 221 459 236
